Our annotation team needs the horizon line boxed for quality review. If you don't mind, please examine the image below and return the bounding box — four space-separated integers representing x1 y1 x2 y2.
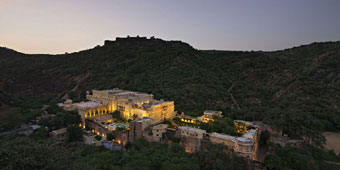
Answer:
1 36 339 55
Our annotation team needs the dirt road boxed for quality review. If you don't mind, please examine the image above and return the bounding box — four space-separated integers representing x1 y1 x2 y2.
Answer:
323 131 340 155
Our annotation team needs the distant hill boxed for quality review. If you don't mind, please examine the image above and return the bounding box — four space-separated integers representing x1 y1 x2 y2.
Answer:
1 37 339 134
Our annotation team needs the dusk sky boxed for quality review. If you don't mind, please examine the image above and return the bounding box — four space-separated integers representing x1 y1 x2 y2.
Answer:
1 0 340 54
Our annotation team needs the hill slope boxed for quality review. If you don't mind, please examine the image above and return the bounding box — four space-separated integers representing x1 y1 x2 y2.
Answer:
1 37 339 135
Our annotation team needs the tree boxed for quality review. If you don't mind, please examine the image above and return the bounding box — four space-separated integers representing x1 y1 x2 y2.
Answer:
169 143 184 152
112 110 121 120
264 154 285 170
264 144 340 170
132 114 138 120
29 127 49 140
199 117 239 136
95 135 102 141
0 137 74 170
107 132 115 141
173 117 180 122
196 140 249 170
259 130 270 145
39 111 81 130
66 125 83 143
161 120 174 128
112 110 126 122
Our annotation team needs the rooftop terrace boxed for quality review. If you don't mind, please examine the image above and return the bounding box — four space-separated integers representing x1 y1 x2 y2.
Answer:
72 101 104 109
179 126 206 134
210 132 236 141
106 89 152 99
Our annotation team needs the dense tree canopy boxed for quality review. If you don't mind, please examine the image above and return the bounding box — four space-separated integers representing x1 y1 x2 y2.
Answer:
0 137 74 170
39 110 81 131
200 117 240 136
0 136 254 170
107 132 115 141
66 125 84 143
196 140 250 170
112 110 126 122
265 145 340 170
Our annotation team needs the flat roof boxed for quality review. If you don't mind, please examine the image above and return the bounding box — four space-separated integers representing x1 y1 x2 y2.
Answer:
72 101 103 108
142 100 171 107
92 89 173 105
210 132 236 141
135 117 153 122
90 115 112 122
236 137 253 145
242 131 256 140
30 125 41 130
153 124 167 129
107 123 126 128
107 89 151 96
51 128 67 134
178 126 206 134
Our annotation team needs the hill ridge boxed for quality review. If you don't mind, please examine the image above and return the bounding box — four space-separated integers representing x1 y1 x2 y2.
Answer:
0 37 339 136
1 37 340 55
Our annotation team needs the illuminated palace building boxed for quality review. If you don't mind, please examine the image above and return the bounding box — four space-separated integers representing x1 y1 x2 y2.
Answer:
63 89 175 127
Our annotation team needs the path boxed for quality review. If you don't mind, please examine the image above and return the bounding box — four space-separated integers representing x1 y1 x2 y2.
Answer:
323 131 340 155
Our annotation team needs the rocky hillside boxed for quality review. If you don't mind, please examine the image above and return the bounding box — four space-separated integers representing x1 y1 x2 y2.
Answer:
1 37 339 133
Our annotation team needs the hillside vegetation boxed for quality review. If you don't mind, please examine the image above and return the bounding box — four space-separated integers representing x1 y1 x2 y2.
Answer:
0 37 339 141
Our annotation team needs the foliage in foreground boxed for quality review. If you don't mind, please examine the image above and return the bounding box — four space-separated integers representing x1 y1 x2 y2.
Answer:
66 125 84 143
0 137 250 170
264 144 340 170
196 140 250 170
0 137 75 170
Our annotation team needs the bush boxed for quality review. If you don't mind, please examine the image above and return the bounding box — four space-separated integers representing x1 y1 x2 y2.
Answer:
29 127 49 140
106 132 115 141
95 135 102 141
260 130 270 145
66 125 83 143
264 145 340 170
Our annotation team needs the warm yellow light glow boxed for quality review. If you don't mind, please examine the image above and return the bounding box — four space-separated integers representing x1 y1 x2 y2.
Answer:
185 148 192 153
82 89 175 125
142 113 147 118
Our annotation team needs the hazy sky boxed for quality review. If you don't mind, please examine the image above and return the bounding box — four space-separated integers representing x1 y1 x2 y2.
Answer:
1 0 340 54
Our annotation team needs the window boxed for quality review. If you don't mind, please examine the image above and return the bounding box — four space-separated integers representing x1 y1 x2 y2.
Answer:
118 105 125 112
